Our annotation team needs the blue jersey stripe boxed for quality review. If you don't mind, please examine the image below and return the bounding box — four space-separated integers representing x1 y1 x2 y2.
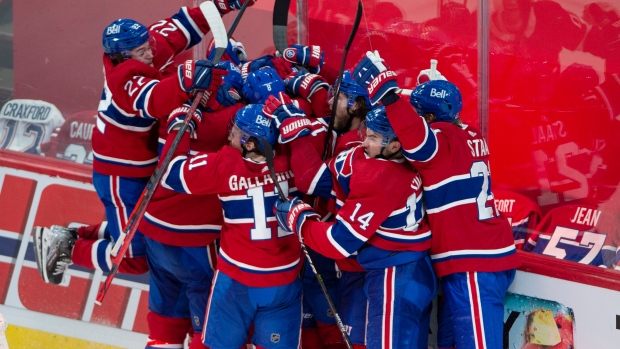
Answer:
424 175 484 211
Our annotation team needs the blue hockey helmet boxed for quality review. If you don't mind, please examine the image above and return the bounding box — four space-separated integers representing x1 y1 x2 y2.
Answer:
234 104 278 152
220 61 244 91
102 19 149 59
332 70 371 108
242 67 286 104
365 106 397 146
410 80 462 122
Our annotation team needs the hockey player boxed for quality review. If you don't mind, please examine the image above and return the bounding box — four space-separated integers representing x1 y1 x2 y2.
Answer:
350 51 519 349
139 94 241 348
40 110 97 164
281 70 374 348
31 2 249 284
262 92 344 349
274 105 436 349
160 103 303 349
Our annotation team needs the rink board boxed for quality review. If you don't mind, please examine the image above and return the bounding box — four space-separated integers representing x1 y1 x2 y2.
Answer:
1 157 620 349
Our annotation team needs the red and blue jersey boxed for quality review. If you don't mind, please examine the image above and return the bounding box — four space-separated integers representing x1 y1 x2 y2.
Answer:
93 6 215 178
386 98 520 277
138 106 239 247
493 189 542 250
524 203 617 267
160 131 303 287
296 145 431 270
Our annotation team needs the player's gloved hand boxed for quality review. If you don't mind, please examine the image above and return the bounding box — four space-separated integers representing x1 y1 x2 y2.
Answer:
201 83 241 111
281 44 325 74
215 0 257 15
278 117 323 143
179 60 227 93
417 68 447 85
284 71 329 100
263 92 305 127
241 55 293 80
229 38 248 63
201 62 242 111
274 197 320 236
352 50 399 106
167 102 203 134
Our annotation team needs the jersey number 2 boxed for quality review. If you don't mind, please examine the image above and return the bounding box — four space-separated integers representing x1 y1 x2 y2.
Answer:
471 161 500 220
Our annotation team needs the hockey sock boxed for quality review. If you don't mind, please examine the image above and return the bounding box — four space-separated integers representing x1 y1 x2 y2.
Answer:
146 312 191 348
317 321 345 346
301 327 322 349
72 239 148 273
77 222 109 240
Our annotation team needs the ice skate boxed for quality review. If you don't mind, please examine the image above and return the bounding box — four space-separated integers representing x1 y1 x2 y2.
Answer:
34 225 77 284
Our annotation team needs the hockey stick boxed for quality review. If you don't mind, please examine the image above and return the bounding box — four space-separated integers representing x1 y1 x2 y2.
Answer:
321 0 363 161
261 138 354 349
95 1 230 305
272 0 291 55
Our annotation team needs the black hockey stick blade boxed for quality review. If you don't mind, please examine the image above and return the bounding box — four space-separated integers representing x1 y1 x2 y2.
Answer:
272 0 291 54
322 0 363 161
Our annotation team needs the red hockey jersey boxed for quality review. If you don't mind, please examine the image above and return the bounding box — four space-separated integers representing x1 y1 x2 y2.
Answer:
93 6 214 178
386 97 520 277
41 110 96 164
293 142 431 269
138 105 241 247
524 203 617 267
493 189 542 250
160 130 302 287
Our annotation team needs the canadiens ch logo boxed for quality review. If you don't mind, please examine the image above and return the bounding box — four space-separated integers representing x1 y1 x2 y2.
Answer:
271 333 281 343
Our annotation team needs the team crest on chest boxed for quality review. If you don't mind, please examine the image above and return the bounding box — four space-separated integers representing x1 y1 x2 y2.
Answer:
333 148 355 178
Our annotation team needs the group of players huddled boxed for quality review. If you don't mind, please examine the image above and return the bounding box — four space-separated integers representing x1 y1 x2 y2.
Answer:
31 1 519 349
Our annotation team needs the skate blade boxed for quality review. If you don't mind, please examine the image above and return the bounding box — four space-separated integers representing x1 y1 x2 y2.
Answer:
32 227 45 280
32 227 49 283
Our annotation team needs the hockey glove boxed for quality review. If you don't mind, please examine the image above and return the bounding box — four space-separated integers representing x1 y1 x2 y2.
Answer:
284 71 329 100
201 63 241 111
352 51 399 106
229 38 248 63
417 68 447 85
167 102 203 134
240 55 294 80
281 44 325 74
215 0 256 15
278 117 321 144
274 197 320 237
178 60 227 93
263 92 305 127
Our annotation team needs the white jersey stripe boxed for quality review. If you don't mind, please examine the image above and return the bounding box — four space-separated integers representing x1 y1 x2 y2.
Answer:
426 198 476 214
430 244 516 260
219 249 300 272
